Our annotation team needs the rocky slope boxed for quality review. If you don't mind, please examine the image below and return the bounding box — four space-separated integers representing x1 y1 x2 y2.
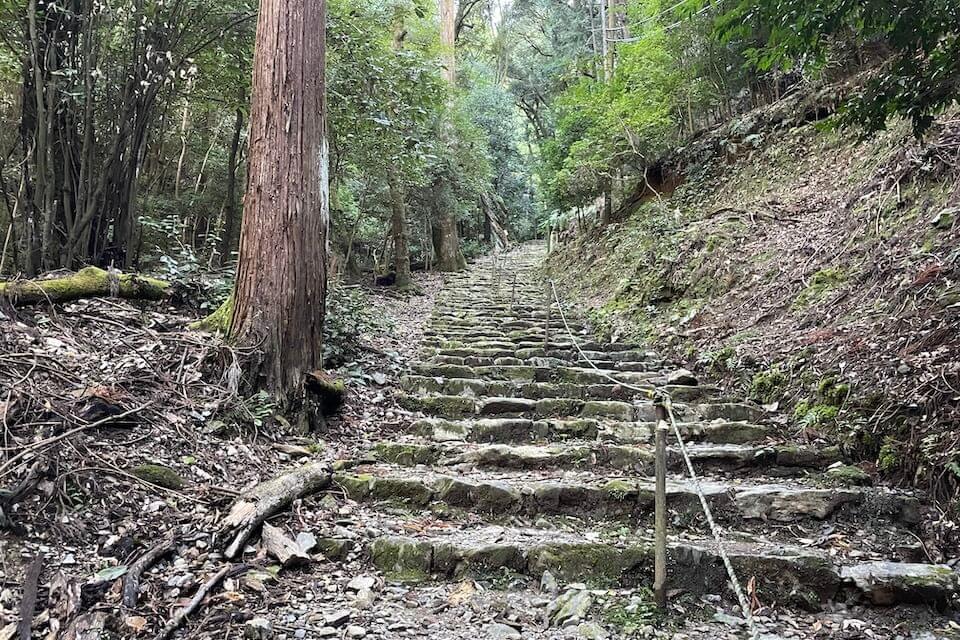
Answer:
546 102 960 527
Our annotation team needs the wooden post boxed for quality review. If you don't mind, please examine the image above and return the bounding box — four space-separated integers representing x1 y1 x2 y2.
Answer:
544 282 551 350
654 395 668 608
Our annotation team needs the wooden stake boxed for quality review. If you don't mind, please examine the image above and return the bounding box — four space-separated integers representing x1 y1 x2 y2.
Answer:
654 397 668 608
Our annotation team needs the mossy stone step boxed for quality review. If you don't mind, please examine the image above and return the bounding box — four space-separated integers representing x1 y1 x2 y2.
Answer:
361 528 955 607
370 440 845 474
334 467 916 524
400 392 766 424
411 417 771 446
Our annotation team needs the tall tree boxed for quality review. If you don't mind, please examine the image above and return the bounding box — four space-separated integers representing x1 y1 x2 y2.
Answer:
433 0 467 272
230 0 329 408
388 20 412 288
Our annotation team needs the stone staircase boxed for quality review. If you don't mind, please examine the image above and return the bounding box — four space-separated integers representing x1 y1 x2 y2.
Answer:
322 243 958 633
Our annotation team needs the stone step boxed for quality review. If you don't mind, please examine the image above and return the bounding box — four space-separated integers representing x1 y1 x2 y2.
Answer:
408 362 705 390
368 440 845 474
422 353 663 373
324 524 957 608
398 393 765 424
334 465 918 526
411 417 771 446
399 375 721 403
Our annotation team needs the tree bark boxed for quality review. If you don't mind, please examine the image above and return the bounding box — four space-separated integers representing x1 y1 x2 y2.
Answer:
230 0 329 407
387 167 411 288
439 0 457 85
431 178 466 272
434 0 466 272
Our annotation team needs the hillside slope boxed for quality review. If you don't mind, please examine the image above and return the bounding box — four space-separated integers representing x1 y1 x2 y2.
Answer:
548 98 960 523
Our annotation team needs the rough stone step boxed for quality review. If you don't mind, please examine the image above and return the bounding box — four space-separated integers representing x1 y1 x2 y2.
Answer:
408 362 699 391
398 392 765 424
333 466 917 525
399 375 720 403
341 525 957 608
422 353 662 374
411 417 771 446
368 440 845 474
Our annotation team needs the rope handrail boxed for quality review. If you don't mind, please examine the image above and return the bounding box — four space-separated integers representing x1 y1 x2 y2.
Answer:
548 278 762 640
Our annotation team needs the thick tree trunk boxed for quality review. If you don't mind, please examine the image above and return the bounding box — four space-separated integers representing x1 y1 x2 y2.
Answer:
387 167 411 288
218 107 244 266
230 0 328 408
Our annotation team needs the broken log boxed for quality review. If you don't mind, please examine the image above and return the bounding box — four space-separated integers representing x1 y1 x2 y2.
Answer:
122 534 178 608
219 462 332 558
0 267 169 305
260 523 311 567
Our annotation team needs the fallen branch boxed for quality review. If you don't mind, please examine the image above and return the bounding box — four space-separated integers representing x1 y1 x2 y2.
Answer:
17 553 43 640
122 534 178 608
219 462 331 558
0 403 151 479
0 267 169 306
152 564 234 640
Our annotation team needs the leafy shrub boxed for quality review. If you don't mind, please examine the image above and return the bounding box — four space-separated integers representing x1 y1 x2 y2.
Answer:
324 286 373 368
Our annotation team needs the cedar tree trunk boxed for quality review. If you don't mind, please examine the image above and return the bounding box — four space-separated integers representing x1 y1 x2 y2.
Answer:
230 0 329 407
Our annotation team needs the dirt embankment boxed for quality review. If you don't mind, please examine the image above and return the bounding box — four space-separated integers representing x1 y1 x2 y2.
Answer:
549 94 960 514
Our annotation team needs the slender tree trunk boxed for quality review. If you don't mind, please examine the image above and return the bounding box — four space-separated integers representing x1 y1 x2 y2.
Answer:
439 0 456 84
174 78 192 201
230 0 329 409
434 0 466 272
218 107 244 266
387 167 411 288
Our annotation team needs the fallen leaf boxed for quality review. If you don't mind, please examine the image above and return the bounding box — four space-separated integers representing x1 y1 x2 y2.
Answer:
125 616 148 633
447 580 476 606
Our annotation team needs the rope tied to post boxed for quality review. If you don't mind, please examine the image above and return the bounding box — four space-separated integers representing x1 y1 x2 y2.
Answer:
547 279 762 640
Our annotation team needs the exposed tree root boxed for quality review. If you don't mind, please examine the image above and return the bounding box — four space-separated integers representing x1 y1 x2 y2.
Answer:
189 293 233 334
0 267 169 305
219 462 332 558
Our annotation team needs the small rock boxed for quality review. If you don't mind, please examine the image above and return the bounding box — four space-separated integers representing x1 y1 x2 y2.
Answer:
353 587 376 609
576 621 609 639
324 610 351 628
293 630 306 640
540 571 559 596
295 532 317 553
345 626 366 638
347 575 376 592
547 589 593 627
485 622 521 639
713 612 747 627
244 618 273 640
667 368 698 386
316 628 337 638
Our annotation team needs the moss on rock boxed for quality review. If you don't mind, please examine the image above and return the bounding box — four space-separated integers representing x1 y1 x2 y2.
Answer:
130 463 184 490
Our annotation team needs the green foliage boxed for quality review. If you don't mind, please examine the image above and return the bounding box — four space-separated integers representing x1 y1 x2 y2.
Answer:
750 367 787 403
715 0 960 136
324 286 375 368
